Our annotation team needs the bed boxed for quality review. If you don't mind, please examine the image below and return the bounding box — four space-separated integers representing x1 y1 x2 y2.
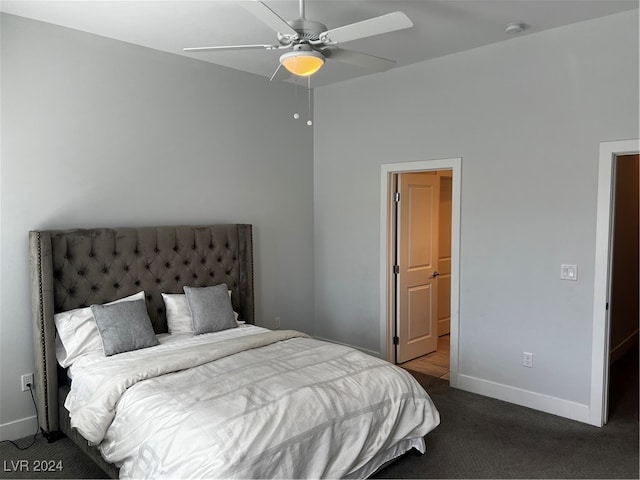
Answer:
29 224 439 479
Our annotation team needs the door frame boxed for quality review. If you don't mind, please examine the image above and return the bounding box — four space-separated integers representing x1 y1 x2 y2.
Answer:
380 158 462 386
590 138 639 426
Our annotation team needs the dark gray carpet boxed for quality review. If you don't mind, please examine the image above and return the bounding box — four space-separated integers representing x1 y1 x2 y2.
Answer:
374 345 639 479
1 347 637 479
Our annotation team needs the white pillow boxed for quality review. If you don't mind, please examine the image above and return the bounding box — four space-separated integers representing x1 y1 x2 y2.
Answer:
161 293 193 335
54 291 145 367
162 291 241 335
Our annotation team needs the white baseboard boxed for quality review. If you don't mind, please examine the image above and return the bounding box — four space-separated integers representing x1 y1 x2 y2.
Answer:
313 336 381 358
0 415 38 442
455 374 591 425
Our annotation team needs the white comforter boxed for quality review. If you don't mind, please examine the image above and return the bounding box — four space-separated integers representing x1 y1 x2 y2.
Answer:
66 326 440 479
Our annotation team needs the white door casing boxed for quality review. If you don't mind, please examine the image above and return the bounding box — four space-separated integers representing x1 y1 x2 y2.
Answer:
591 139 640 427
380 157 461 386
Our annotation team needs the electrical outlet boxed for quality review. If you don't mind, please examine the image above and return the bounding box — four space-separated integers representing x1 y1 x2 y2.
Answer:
274 317 281 329
21 373 33 392
523 352 533 368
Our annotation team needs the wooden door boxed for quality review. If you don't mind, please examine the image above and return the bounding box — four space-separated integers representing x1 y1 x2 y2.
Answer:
397 172 440 363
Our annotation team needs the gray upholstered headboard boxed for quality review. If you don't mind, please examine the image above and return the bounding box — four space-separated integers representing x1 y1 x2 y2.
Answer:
29 224 254 435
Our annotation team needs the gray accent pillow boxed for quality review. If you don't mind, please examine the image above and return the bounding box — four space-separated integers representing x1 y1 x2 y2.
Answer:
91 299 159 356
184 284 237 335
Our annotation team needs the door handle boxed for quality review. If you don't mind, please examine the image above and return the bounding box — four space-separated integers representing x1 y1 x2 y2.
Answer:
431 271 440 278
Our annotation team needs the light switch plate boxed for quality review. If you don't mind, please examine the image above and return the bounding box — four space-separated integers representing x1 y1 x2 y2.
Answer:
560 264 577 281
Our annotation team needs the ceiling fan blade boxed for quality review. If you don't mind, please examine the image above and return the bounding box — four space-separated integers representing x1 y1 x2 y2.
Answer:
320 11 412 45
183 44 280 52
324 48 396 72
242 1 299 38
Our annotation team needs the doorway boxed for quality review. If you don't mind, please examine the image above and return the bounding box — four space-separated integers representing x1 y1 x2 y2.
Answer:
606 153 639 423
379 158 461 387
591 139 640 427
609 154 639 363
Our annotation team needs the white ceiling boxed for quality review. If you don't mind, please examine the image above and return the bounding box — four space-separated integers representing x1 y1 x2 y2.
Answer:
2 0 638 87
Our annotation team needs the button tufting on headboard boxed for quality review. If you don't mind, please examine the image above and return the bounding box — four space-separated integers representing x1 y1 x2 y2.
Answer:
43 225 253 333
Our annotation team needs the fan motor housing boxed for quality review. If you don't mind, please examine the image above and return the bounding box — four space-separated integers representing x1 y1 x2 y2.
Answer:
286 18 327 40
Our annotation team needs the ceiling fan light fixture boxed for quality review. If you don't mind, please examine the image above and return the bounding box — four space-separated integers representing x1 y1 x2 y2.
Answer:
280 50 325 77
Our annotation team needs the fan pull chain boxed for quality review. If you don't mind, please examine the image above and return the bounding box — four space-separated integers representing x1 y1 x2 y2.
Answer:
292 78 313 127
306 76 313 126
293 82 300 120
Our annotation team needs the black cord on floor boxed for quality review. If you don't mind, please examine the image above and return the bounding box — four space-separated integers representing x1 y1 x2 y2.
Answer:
0 383 40 450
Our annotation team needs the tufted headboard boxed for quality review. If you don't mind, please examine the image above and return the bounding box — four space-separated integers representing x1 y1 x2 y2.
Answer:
29 224 254 435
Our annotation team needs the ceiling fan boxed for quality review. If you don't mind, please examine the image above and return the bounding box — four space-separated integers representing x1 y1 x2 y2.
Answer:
183 0 413 80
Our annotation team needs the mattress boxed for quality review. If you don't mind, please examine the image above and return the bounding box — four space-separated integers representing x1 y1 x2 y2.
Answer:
65 325 440 478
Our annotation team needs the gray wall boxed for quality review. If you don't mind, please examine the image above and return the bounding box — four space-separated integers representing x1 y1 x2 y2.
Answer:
0 14 314 437
313 11 638 409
